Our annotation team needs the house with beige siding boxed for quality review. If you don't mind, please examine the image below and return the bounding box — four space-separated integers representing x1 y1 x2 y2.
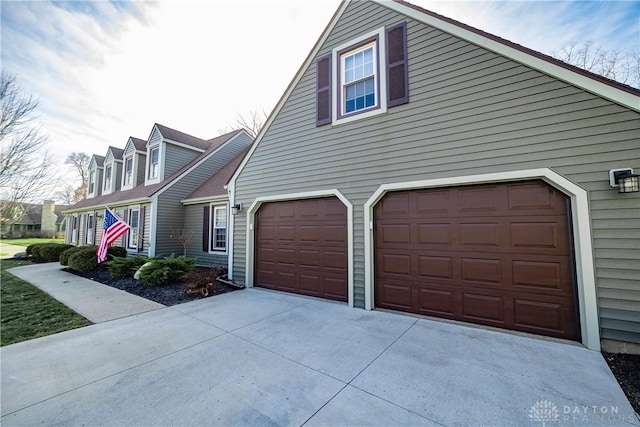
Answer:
227 0 639 352
63 124 252 265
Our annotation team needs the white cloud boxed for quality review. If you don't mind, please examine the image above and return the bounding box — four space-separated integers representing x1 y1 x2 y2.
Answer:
1 0 637 194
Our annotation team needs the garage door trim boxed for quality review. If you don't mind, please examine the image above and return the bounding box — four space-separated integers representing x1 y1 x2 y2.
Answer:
363 168 599 350
245 189 354 307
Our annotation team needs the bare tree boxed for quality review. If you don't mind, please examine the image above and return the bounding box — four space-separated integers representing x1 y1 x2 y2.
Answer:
65 152 90 202
55 184 78 206
169 229 195 256
0 72 59 227
551 42 639 88
219 109 267 139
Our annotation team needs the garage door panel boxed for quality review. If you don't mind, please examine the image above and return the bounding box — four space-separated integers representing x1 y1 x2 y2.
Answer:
417 288 455 316
512 260 565 291
507 183 561 212
324 225 347 242
418 255 453 280
256 197 348 302
379 223 411 244
461 257 503 285
462 293 507 324
378 282 413 310
458 186 500 213
416 190 451 214
417 223 452 245
514 297 576 338
325 250 347 269
375 181 579 341
460 222 501 247
379 253 412 276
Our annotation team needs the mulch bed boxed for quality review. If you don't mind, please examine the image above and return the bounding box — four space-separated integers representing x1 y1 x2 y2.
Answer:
64 266 240 306
602 352 640 414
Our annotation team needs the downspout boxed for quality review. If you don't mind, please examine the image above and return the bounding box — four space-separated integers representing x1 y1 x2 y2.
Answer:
226 181 235 279
148 195 158 257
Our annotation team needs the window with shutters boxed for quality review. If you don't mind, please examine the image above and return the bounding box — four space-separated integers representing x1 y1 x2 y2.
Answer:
86 214 94 245
128 208 139 249
316 22 408 126
211 205 227 251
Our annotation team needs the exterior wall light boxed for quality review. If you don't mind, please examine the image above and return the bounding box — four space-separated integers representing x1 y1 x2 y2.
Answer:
231 203 242 215
609 168 640 193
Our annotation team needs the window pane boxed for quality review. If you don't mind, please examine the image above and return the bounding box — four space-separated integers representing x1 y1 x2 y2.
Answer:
346 99 355 112
364 47 373 63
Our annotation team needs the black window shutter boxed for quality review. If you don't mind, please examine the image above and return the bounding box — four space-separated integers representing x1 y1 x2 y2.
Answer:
123 208 129 247
137 206 145 252
316 54 332 126
386 21 409 107
202 206 210 252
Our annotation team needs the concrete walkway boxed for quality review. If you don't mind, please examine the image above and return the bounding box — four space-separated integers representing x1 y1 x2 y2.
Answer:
1 265 638 426
7 262 163 322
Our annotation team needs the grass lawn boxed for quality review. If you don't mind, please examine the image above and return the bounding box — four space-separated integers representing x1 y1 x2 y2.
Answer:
1 237 65 246
1 260 91 346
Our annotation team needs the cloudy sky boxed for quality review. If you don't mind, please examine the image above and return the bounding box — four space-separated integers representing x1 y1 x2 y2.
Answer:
2 0 638 189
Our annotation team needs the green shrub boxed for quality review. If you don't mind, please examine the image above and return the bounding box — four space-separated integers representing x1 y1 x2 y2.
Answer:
108 246 127 258
59 246 87 266
25 244 37 257
139 255 195 286
30 243 73 262
68 247 100 273
67 246 128 273
107 256 148 279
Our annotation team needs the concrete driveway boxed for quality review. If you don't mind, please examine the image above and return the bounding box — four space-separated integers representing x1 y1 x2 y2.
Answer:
1 286 637 426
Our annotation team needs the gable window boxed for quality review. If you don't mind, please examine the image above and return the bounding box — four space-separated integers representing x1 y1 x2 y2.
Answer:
124 156 133 186
104 165 112 191
341 42 377 115
128 209 139 249
86 214 94 245
88 171 95 195
317 22 408 126
149 147 159 179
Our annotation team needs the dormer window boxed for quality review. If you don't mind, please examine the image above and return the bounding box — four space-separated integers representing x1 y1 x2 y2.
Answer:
149 147 159 179
104 165 112 191
88 171 95 194
124 156 133 186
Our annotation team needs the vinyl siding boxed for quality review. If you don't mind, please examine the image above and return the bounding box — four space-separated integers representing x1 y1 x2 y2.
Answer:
184 204 229 267
154 137 252 257
163 145 200 179
233 1 640 343
136 153 146 186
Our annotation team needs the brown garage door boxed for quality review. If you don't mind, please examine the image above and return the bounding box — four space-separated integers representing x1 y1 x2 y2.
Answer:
255 197 348 302
375 181 579 340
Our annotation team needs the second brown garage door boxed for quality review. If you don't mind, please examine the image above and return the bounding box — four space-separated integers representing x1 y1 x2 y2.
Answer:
374 181 579 340
255 197 348 302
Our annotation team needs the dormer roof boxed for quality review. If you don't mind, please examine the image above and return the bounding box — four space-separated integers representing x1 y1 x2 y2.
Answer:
152 123 211 151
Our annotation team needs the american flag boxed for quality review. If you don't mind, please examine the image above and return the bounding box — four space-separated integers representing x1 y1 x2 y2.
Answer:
96 208 130 263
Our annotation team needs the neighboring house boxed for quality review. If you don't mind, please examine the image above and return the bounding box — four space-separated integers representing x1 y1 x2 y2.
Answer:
227 0 639 352
1 200 67 238
63 124 253 262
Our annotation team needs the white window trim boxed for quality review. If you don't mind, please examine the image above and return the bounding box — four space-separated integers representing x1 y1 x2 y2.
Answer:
88 170 96 197
362 168 600 351
85 214 94 245
122 155 134 189
244 189 354 308
209 204 228 253
71 215 78 243
103 164 114 194
127 207 140 249
332 27 387 126
145 144 163 185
